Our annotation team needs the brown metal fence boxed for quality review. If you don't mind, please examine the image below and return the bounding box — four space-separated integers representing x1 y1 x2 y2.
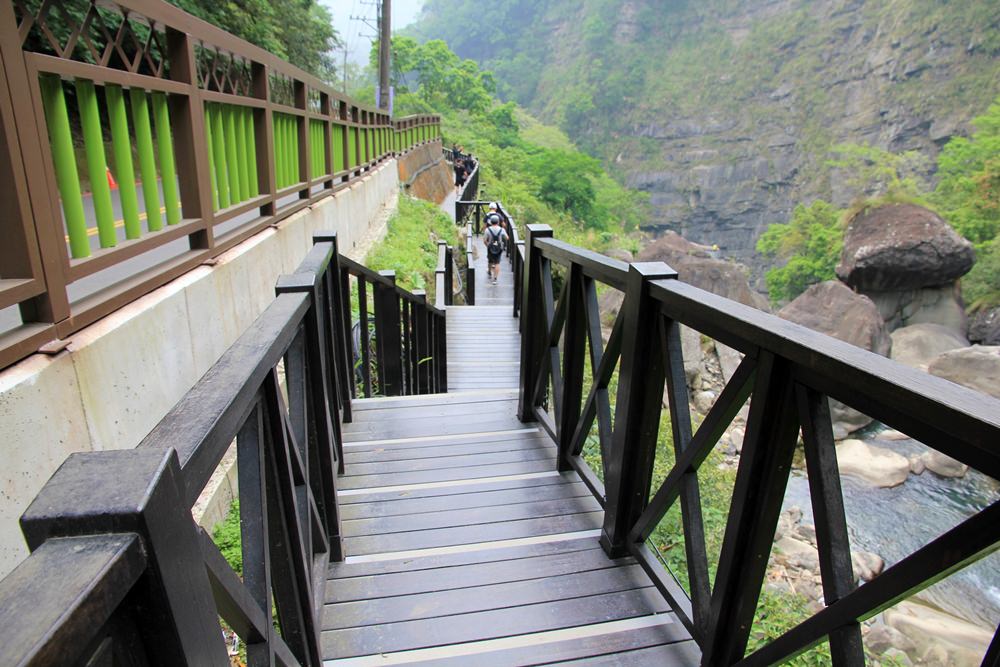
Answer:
0 0 441 370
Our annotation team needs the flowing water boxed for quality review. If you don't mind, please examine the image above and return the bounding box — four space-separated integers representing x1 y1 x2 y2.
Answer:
782 433 1000 628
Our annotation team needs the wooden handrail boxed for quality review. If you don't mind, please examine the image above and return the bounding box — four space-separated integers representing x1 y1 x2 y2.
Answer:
516 224 1000 664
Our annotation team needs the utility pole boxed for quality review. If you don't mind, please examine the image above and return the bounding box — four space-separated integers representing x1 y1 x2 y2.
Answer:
378 0 391 110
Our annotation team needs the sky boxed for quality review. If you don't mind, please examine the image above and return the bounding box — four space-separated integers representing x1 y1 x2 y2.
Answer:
322 0 425 67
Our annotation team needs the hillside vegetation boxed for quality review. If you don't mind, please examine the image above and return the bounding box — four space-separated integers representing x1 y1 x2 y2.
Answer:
409 0 1000 270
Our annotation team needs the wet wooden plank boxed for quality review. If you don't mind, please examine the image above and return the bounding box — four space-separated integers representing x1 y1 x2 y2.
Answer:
323 564 651 630
337 457 558 491
344 510 602 554
325 546 620 603
321 587 670 658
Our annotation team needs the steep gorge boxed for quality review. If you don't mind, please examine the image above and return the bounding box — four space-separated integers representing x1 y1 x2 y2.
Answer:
409 0 1000 269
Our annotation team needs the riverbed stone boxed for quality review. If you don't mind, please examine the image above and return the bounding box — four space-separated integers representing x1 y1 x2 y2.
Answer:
890 322 968 369
851 550 885 582
968 305 1000 344
866 624 916 656
919 450 969 478
779 281 891 438
928 345 1000 399
885 601 994 667
836 439 910 487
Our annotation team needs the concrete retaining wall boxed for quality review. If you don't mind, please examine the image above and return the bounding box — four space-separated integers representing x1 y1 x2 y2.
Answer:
398 142 453 205
0 160 399 578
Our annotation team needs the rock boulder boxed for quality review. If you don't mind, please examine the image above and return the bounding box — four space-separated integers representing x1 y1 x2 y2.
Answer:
779 281 891 437
836 439 910 487
968 306 1000 345
890 322 968 370
836 203 975 291
928 345 1000 399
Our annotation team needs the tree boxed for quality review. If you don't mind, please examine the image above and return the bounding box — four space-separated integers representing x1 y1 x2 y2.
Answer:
931 96 1000 247
170 0 341 81
526 149 603 226
757 200 844 304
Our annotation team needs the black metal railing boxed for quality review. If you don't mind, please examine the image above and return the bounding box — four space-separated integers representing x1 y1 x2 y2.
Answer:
0 230 448 665
340 257 448 397
516 223 1000 666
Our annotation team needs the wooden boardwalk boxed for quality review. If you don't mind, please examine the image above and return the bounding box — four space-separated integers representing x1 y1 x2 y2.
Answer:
321 226 698 664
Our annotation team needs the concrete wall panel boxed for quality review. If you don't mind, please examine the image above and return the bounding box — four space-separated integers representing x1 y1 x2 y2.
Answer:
0 160 401 578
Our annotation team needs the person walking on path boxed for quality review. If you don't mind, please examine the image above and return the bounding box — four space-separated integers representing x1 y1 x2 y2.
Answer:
483 203 509 285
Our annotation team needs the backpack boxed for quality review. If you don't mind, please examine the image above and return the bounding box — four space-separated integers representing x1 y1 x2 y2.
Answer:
486 224 505 256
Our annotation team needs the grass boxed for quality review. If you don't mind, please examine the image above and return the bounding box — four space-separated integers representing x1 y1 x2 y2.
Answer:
365 194 461 302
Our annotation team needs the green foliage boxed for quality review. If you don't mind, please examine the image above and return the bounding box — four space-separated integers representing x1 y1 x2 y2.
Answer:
371 38 495 113
757 200 845 304
170 0 340 80
366 195 459 300
525 149 602 226
827 143 930 201
212 499 242 576
931 97 1000 247
963 237 1000 309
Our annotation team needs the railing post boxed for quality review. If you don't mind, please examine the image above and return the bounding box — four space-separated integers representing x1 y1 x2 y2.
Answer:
275 267 345 558
600 262 677 558
518 224 554 422
165 28 214 249
445 245 454 306
412 291 432 394
314 231 353 424
465 227 476 306
703 350 801 664
374 270 404 396
20 449 230 665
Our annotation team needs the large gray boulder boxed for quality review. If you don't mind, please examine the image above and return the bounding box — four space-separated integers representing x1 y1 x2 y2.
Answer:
968 306 1000 345
778 281 891 354
890 323 968 370
836 203 975 291
867 283 968 335
779 281 891 437
637 231 770 311
927 345 1000 399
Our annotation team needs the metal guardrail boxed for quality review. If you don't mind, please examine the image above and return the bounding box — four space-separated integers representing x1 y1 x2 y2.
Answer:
0 0 441 370
516 223 1000 666
434 240 454 310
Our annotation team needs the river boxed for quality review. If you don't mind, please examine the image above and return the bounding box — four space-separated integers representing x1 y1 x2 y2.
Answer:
782 431 1000 629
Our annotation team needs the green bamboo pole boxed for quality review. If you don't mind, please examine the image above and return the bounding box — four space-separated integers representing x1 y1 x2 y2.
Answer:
204 103 219 211
76 79 116 248
151 92 181 225
222 104 240 203
245 108 258 197
277 114 285 187
211 103 230 208
348 127 356 168
105 85 140 239
40 75 89 258
291 115 300 183
129 87 162 232
281 114 290 187
234 105 250 203
332 124 343 173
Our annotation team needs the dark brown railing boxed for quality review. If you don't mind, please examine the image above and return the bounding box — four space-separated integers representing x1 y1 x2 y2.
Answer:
454 163 482 225
465 222 476 306
517 224 1000 666
434 240 454 309
0 0 440 370
340 256 448 397
0 229 446 665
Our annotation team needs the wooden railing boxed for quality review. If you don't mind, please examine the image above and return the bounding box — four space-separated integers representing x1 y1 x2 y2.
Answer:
0 229 446 665
0 0 441 370
465 222 476 306
340 257 448 397
435 240 454 309
496 202 523 317
454 164 482 225
517 224 1000 665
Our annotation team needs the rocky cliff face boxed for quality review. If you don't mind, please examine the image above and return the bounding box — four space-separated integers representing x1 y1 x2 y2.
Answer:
412 0 1000 271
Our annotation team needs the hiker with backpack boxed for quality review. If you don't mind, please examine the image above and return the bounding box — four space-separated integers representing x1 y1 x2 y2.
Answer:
483 203 509 285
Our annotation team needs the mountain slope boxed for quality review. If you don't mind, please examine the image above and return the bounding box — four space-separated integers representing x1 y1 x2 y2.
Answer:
409 0 1000 265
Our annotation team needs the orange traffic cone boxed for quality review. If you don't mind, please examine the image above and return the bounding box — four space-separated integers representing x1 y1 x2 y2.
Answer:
106 166 118 190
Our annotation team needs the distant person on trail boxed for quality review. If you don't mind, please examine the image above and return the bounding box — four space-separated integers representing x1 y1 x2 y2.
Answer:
455 156 467 192
483 203 508 285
